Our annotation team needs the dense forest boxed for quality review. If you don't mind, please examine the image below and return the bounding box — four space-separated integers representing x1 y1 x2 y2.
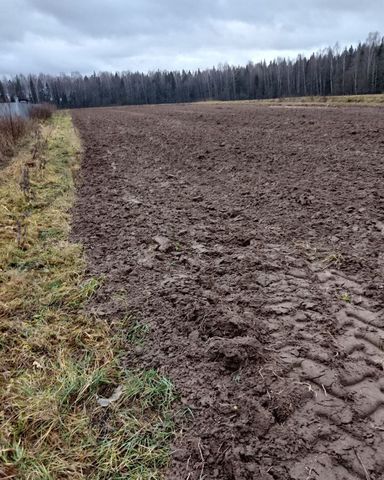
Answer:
1 33 383 108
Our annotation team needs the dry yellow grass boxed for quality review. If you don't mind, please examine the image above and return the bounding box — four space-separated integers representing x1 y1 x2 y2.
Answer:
0 113 175 479
197 93 384 107
259 93 384 106
0 115 30 167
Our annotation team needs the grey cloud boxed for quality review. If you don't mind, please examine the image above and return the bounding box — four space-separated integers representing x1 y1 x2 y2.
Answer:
0 0 382 76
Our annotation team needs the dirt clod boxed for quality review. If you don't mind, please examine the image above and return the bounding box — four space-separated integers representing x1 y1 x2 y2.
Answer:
153 235 172 252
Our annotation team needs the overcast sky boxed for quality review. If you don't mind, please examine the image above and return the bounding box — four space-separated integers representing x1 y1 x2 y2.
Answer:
0 0 382 76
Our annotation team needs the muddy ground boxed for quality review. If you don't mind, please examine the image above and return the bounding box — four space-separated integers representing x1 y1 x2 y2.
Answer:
72 103 384 480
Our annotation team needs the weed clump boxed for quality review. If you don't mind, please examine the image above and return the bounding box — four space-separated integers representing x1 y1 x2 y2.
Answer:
29 102 56 120
0 114 29 164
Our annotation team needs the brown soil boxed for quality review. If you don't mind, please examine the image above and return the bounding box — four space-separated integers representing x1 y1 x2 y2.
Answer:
71 103 384 480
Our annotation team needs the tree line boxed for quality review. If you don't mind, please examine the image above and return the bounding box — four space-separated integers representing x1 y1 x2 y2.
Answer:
1 33 383 108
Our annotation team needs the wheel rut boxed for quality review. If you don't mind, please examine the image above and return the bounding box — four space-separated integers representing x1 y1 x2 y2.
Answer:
266 263 384 480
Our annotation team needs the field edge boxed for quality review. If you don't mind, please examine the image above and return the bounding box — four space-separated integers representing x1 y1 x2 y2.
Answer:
0 112 176 479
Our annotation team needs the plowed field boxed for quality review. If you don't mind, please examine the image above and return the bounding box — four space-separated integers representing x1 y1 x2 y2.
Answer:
72 103 384 480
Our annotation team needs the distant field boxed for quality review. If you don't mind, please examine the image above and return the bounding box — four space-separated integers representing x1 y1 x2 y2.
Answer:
198 93 384 107
262 93 384 105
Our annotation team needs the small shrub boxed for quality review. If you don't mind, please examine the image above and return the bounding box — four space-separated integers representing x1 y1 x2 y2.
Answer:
0 115 28 142
30 103 56 120
0 115 29 164
341 292 351 303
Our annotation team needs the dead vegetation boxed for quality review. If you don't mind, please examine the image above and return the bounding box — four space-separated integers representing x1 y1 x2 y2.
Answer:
260 93 384 106
29 103 56 120
0 103 55 167
0 113 29 165
198 93 384 107
0 113 176 479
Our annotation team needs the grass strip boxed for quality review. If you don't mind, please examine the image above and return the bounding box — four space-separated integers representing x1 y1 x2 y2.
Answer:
0 113 176 479
197 93 384 107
